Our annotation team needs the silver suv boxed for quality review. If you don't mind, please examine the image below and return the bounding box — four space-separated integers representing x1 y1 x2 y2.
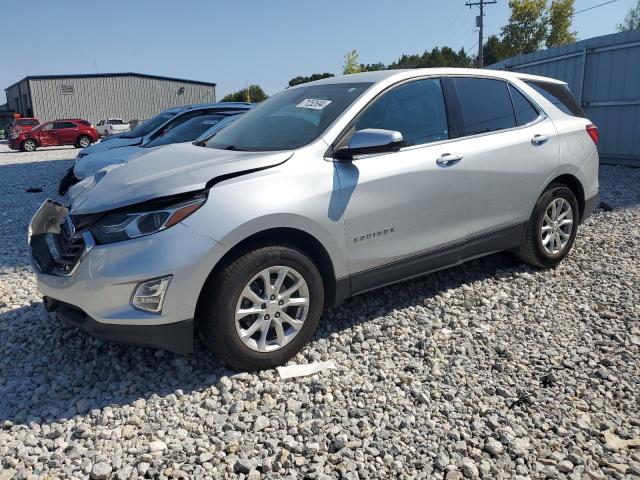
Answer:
29 68 599 371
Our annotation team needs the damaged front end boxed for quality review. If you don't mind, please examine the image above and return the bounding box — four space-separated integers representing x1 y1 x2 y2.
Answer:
28 199 98 276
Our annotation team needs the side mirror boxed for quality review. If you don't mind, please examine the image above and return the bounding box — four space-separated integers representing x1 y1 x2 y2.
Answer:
334 128 403 161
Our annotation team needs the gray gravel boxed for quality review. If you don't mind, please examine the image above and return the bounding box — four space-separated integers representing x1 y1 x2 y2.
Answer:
1 142 639 479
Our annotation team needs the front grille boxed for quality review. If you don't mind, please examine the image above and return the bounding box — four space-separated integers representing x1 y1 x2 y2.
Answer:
54 218 86 273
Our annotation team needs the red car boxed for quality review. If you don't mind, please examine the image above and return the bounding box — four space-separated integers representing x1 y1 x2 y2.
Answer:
9 119 99 152
8 117 40 136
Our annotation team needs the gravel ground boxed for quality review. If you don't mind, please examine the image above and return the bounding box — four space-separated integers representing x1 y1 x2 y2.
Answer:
0 142 639 480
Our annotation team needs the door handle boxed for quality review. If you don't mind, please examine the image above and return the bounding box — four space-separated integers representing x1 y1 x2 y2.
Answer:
531 134 549 145
436 153 463 166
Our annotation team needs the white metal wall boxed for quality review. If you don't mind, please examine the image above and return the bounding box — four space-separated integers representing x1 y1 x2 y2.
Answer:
28 75 217 124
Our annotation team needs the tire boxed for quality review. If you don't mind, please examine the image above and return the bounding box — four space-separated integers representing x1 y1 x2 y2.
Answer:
518 183 579 268
76 135 92 148
22 139 37 152
58 167 78 196
198 245 324 371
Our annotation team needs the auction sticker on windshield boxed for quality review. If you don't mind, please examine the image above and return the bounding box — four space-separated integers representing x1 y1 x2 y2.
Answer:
297 99 332 110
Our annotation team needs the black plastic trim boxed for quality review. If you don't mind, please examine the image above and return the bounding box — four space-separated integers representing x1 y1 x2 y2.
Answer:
55 302 193 354
349 222 526 296
582 194 598 223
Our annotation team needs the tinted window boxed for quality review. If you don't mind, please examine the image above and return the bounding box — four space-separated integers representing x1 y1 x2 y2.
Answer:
120 108 181 138
97 120 104 126
509 85 539 126
17 119 38 126
79 120 91 126
208 83 371 152
525 81 585 117
108 119 125 125
146 114 225 148
355 79 449 147
453 78 516 136
54 122 76 129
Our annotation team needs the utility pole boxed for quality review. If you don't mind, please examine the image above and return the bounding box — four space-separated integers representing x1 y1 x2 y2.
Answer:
466 0 497 68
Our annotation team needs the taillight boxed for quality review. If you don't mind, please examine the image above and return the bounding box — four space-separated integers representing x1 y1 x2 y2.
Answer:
586 124 599 145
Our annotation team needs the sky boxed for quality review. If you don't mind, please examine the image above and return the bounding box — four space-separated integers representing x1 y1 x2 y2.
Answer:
1 0 636 104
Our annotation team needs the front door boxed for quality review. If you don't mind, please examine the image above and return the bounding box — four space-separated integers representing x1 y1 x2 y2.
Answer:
37 123 57 146
333 78 468 293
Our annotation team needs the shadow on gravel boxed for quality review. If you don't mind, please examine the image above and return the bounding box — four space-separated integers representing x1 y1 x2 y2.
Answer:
598 164 640 210
0 146 78 155
0 251 525 426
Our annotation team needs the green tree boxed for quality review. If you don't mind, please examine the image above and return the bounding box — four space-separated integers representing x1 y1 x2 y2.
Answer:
483 35 507 65
288 73 335 87
501 0 548 56
342 50 362 75
547 0 577 47
618 0 640 31
359 62 386 72
222 85 268 103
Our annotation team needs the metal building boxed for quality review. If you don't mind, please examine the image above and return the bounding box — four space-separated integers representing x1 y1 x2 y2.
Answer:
4 72 217 125
490 30 640 165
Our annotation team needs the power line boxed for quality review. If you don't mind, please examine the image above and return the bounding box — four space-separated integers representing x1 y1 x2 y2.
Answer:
466 0 497 68
573 0 619 15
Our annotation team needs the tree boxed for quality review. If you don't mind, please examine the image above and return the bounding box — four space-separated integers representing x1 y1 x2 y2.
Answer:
483 35 507 65
547 0 577 48
618 0 640 31
501 0 548 56
288 73 335 87
222 85 268 103
359 62 386 72
342 50 361 75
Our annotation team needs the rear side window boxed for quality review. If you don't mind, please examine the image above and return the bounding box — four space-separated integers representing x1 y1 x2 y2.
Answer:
451 78 516 136
509 85 540 126
525 81 585 117
54 122 77 129
78 120 91 126
355 78 449 147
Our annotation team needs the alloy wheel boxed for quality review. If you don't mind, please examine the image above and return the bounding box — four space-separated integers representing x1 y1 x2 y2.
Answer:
541 197 574 255
24 140 36 152
79 137 91 148
234 266 310 352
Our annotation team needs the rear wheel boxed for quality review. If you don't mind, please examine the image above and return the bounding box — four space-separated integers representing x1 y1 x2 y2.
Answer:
518 184 579 268
198 245 324 371
77 135 91 148
22 139 37 152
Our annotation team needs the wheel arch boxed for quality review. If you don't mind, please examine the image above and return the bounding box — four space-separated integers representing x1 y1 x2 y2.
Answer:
195 227 346 326
546 173 586 222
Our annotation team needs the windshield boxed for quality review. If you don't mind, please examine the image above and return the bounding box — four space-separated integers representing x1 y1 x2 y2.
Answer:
145 114 226 148
207 82 372 151
108 119 125 125
120 109 181 138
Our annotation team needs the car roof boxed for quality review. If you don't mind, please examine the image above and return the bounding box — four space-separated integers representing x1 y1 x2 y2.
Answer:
299 68 567 87
181 102 253 111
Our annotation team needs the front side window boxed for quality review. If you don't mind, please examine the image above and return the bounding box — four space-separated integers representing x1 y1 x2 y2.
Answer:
509 85 540 126
207 82 372 151
354 78 449 147
452 77 516 136
525 81 585 117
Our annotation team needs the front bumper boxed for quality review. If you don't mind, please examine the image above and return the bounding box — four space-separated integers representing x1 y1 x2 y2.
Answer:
53 301 193 353
29 199 226 352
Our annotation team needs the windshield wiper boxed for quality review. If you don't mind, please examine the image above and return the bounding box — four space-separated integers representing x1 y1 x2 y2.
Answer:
192 139 206 147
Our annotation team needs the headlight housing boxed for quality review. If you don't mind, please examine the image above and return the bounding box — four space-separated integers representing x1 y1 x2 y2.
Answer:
90 193 207 244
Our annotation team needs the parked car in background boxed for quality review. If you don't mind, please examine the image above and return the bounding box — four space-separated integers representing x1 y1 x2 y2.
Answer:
76 102 252 158
8 117 40 136
9 119 99 152
95 118 130 137
60 111 247 194
29 68 598 371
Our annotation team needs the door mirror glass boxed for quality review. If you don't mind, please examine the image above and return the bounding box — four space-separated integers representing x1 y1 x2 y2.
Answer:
334 128 403 160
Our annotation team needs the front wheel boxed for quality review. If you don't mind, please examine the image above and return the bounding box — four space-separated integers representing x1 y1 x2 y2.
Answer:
197 245 324 371
22 139 37 152
76 135 92 148
518 184 579 268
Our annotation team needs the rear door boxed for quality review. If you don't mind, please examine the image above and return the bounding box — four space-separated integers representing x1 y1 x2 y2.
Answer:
440 76 559 240
54 121 79 145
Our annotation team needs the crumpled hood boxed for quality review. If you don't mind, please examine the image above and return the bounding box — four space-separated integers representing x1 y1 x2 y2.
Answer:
70 142 293 214
74 145 152 180
78 136 142 156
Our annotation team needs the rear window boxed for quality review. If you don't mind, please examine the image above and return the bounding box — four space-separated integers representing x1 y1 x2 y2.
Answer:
16 119 38 126
108 119 125 125
451 77 516 136
78 120 91 126
525 81 585 117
